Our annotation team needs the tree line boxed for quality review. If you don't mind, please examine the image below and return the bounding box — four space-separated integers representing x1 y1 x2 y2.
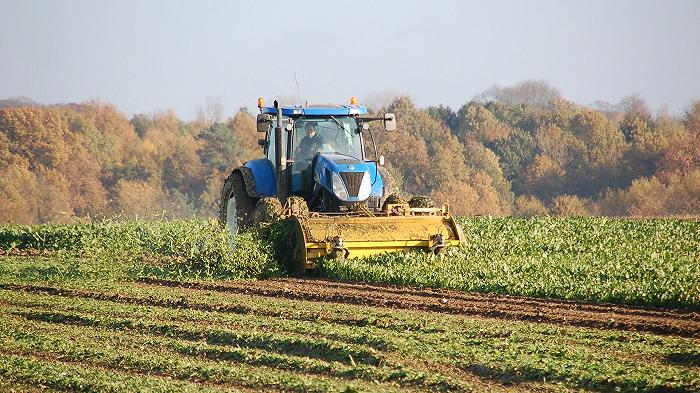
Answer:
1 82 699 224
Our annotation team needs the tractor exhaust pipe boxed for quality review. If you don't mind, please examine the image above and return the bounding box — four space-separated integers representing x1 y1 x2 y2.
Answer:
274 100 286 201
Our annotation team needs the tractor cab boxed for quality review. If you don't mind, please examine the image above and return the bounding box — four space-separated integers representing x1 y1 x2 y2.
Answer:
255 99 396 212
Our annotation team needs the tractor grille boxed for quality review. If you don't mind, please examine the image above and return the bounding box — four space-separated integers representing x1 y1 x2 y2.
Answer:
340 172 364 197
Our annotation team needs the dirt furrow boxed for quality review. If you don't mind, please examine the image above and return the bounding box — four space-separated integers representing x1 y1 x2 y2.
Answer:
138 277 700 338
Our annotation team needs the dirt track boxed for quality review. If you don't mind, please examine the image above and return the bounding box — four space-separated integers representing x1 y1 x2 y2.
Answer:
140 277 700 338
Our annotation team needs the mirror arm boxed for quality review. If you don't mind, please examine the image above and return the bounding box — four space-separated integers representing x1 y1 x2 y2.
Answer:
365 126 381 186
358 116 384 122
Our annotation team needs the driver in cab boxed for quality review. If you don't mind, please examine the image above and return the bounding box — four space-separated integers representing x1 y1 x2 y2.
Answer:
295 122 327 161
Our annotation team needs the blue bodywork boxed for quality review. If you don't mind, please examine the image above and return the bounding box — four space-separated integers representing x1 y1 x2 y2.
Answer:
245 104 384 205
247 154 384 202
244 158 276 197
261 105 368 116
312 153 383 202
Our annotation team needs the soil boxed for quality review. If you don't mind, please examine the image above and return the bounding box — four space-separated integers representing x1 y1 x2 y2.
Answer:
138 277 700 338
0 248 54 257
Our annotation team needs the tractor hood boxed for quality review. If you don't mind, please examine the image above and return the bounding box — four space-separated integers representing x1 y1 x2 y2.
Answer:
313 153 373 202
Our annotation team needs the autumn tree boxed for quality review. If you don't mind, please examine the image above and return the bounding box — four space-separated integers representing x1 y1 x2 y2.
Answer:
2 92 699 222
378 97 513 215
685 101 700 134
513 195 548 217
198 123 241 174
550 195 588 216
163 139 206 198
455 102 510 143
426 105 458 132
0 164 39 224
474 80 561 108
228 111 260 164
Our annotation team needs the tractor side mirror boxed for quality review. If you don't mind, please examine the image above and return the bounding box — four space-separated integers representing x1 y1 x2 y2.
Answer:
384 113 396 131
257 114 272 133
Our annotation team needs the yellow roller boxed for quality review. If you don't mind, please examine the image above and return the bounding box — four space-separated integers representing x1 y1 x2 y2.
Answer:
289 204 465 273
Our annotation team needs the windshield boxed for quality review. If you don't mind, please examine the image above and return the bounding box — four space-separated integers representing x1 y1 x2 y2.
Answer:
293 116 362 161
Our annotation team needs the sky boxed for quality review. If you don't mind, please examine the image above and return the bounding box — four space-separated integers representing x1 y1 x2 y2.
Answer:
1 0 699 119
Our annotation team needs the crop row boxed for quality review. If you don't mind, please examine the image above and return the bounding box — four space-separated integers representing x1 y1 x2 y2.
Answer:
3 280 695 360
0 218 282 280
321 216 700 309
0 297 478 392
1 277 698 392
1 217 698 309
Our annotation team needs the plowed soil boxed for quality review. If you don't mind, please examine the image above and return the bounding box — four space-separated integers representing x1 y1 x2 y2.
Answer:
139 277 700 338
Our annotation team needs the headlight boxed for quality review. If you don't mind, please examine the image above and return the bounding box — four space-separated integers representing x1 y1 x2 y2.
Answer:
332 172 349 200
357 171 371 200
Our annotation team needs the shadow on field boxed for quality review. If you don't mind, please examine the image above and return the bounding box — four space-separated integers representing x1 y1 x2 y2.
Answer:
17 310 381 367
465 363 694 393
665 352 700 367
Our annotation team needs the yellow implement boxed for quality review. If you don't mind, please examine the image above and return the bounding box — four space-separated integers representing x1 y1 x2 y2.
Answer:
289 204 465 273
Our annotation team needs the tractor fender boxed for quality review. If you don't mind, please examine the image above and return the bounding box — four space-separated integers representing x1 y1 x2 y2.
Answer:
242 158 276 198
236 167 259 198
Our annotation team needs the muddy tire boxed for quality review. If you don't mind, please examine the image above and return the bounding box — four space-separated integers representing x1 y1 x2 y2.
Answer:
254 197 283 225
289 218 308 275
219 171 257 238
285 195 310 217
382 192 407 207
409 195 435 208
378 166 395 204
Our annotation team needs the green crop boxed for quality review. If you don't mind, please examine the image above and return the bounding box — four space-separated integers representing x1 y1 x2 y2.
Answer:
1 216 699 307
320 216 700 309
0 274 698 392
2 217 699 391
0 218 282 280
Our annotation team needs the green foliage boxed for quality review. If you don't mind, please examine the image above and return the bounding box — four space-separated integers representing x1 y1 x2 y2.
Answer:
320 216 700 309
0 264 698 392
3 216 698 309
0 216 698 391
485 127 537 184
197 122 241 174
0 219 282 280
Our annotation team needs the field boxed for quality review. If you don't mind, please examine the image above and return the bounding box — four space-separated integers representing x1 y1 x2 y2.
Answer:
322 217 700 309
0 218 699 392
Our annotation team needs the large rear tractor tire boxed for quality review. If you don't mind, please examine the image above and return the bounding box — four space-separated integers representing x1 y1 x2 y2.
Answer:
377 166 395 206
285 195 310 217
219 171 257 239
289 217 308 275
286 197 310 275
253 197 284 226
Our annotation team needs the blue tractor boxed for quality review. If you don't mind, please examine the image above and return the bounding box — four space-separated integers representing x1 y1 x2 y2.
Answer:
220 98 463 273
